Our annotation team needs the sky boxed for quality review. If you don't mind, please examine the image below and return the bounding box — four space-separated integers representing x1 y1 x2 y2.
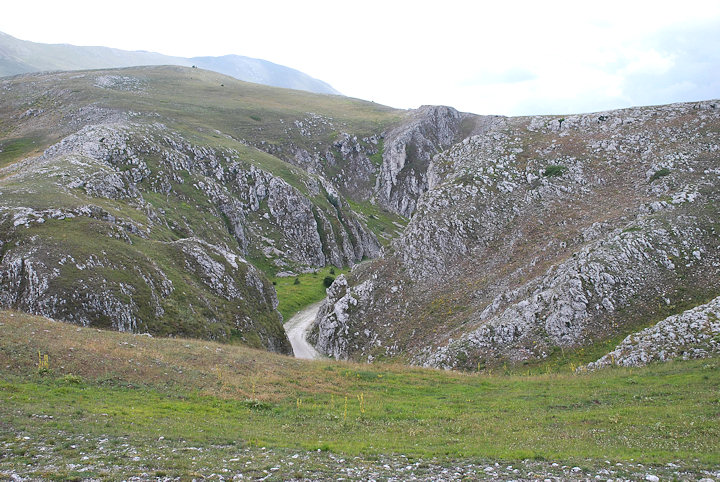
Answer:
2 0 719 116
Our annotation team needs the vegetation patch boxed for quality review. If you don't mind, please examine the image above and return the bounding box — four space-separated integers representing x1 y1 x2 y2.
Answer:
346 199 408 247
650 167 671 182
369 139 384 167
272 266 348 320
0 136 43 169
543 164 568 177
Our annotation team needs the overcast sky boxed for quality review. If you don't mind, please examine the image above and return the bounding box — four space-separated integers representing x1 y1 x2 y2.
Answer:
2 1 719 116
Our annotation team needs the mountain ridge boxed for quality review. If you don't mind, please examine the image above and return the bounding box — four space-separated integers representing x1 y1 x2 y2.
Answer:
0 31 340 95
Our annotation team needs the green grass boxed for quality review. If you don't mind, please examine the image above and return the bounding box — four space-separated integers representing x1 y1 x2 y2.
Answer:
272 266 349 320
346 199 408 247
0 136 43 168
369 138 384 167
1 310 719 472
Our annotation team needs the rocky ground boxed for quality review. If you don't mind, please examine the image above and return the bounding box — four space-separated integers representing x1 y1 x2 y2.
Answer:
2 429 719 481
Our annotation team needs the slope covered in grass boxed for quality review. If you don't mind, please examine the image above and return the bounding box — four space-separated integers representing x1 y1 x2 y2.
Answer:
1 310 718 479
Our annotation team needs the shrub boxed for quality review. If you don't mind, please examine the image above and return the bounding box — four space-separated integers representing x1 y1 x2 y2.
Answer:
543 165 567 177
323 276 335 288
293 277 300 285
650 168 671 182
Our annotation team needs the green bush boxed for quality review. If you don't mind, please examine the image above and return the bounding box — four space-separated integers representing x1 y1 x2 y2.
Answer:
650 168 671 182
543 165 567 177
323 276 335 288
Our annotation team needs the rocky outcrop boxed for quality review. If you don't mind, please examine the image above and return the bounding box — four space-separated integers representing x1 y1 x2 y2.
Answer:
308 274 378 359
585 296 720 370
251 106 486 218
417 214 719 369
375 106 468 217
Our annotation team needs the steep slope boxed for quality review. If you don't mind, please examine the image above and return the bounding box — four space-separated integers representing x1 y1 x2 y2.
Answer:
0 66 405 351
0 31 339 95
313 100 720 368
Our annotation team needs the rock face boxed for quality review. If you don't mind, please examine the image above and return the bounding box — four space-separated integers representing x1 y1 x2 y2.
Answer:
375 105 481 217
585 296 720 369
249 105 488 219
314 100 720 369
308 274 377 359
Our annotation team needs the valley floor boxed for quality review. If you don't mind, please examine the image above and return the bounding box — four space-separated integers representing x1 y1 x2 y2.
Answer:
1 310 719 480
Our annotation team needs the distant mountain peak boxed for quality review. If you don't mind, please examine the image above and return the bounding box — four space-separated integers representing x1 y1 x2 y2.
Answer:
0 30 340 95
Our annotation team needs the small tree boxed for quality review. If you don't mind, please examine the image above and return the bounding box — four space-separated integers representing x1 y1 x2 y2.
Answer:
323 276 335 288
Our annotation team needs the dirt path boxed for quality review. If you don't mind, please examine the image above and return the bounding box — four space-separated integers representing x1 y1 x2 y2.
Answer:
284 302 323 359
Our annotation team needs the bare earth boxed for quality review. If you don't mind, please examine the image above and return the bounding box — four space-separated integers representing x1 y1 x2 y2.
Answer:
284 302 323 359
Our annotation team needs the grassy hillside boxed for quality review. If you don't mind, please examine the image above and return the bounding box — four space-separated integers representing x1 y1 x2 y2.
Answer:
0 65 399 155
0 66 404 347
1 310 718 479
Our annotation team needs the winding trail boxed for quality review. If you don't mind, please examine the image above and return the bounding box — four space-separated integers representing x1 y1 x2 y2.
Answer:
284 302 324 359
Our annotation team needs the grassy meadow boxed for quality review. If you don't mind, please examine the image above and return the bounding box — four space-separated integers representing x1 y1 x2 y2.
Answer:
1 309 719 479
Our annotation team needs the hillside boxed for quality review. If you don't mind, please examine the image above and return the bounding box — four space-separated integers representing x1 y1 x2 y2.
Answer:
0 31 339 94
313 100 720 369
0 66 406 351
1 310 718 480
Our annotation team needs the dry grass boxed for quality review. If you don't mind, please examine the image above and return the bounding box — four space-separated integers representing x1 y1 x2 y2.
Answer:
0 310 435 401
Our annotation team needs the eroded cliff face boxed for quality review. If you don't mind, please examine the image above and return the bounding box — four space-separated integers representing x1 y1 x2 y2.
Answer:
314 100 720 368
250 105 488 219
374 106 493 217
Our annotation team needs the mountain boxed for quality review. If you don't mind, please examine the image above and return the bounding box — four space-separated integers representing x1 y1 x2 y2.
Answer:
188 55 339 94
1 64 718 367
0 66 398 352
311 100 720 369
0 31 339 95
